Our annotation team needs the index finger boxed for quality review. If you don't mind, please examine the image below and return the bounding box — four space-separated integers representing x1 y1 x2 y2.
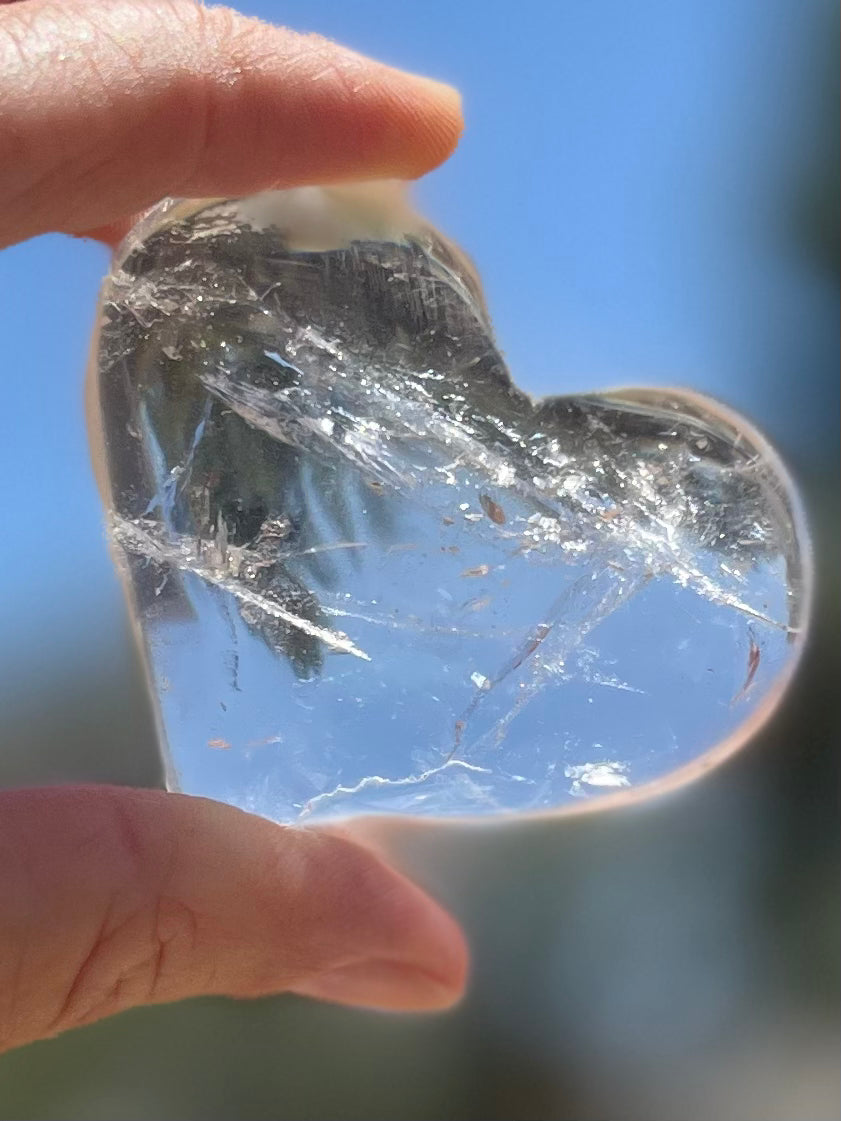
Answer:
0 0 463 247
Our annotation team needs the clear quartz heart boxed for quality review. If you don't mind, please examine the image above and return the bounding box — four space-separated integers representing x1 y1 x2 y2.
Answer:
90 184 810 822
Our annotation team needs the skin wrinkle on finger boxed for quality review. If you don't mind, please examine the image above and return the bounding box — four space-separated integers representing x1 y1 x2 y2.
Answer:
10 791 222 1041
51 795 199 1032
0 790 178 1044
50 894 203 1037
0 0 463 246
0 843 33 1054
175 16 455 198
0 787 467 1051
0 3 212 195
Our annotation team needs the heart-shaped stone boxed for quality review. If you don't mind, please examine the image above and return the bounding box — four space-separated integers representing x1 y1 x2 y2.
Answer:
90 185 810 823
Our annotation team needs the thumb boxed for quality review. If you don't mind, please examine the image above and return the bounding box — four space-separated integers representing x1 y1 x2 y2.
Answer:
0 0 462 247
0 785 468 1053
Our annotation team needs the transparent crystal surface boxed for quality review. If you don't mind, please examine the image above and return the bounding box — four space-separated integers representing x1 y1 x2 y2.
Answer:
90 186 810 823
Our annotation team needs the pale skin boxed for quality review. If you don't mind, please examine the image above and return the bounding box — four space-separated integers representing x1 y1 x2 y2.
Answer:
0 0 468 1053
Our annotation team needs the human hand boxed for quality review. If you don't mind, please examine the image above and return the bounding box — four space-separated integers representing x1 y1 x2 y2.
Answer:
0 0 467 1053
0 0 462 248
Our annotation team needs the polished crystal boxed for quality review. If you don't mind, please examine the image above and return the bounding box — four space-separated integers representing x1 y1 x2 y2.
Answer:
90 185 810 822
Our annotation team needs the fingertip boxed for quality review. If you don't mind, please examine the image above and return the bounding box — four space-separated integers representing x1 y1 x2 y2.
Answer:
381 881 470 1008
397 72 464 175
288 826 469 1011
290 957 466 1013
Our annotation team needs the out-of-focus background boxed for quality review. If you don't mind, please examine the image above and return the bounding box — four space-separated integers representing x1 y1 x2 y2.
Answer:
0 0 838 1118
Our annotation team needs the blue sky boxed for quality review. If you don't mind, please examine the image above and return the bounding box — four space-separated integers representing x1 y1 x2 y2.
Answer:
0 0 837 692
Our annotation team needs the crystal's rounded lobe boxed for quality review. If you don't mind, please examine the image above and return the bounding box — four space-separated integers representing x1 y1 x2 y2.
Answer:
90 186 810 823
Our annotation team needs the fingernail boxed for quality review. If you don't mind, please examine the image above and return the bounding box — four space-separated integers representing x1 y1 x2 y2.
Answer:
292 958 463 1012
